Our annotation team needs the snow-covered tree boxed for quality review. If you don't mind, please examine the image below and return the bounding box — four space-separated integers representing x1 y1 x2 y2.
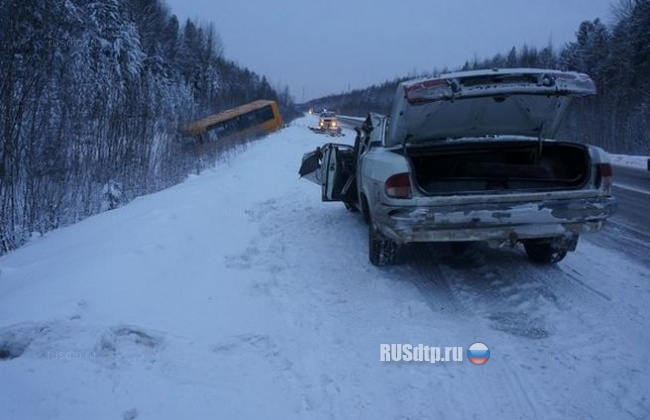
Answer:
0 0 293 253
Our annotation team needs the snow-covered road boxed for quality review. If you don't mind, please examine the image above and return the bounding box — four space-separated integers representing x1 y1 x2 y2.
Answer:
1 115 648 419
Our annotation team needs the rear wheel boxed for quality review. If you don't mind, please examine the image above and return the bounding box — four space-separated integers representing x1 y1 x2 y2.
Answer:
449 241 472 255
524 242 567 264
360 195 370 225
369 222 400 266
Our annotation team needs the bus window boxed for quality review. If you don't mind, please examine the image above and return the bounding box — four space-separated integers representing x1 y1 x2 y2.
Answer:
256 106 274 123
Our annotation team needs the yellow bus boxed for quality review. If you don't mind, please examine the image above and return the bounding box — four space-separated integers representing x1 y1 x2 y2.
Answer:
185 99 283 143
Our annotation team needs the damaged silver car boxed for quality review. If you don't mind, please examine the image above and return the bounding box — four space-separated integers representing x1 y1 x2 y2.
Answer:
299 69 617 266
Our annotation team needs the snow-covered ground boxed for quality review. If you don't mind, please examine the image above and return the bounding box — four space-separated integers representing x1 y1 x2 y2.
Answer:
1 115 649 419
610 153 649 170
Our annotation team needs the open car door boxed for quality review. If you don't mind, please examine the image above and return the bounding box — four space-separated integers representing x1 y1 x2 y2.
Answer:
299 143 357 202
298 147 325 185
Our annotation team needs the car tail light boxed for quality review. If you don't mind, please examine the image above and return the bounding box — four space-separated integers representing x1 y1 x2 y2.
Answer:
385 173 411 199
597 163 613 194
404 79 455 104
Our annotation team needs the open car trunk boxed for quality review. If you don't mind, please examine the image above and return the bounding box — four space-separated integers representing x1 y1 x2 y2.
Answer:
406 140 591 195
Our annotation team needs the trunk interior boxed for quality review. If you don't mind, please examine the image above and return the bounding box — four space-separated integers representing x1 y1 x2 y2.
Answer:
406 140 590 195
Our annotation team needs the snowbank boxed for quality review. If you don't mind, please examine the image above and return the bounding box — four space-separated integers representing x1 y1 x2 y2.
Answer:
609 153 649 170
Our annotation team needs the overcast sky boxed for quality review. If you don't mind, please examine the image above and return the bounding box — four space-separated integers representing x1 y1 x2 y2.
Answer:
164 0 615 102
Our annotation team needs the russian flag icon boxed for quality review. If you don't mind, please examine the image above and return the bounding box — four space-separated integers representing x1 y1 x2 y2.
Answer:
468 343 490 365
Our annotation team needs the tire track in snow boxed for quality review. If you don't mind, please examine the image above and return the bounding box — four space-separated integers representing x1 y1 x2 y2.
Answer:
226 194 367 417
396 243 462 315
584 218 650 267
559 265 612 302
396 237 649 418
227 158 649 418
402 243 560 339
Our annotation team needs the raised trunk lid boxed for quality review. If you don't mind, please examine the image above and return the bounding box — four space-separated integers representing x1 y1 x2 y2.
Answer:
386 69 596 147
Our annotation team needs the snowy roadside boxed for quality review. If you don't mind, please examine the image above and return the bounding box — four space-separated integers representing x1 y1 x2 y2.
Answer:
609 153 649 170
1 115 648 420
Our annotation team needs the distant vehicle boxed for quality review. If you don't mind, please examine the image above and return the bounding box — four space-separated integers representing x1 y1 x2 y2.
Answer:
185 100 283 144
300 69 617 266
309 111 343 136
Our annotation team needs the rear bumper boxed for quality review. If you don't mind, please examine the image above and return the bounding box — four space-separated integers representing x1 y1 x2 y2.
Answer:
374 196 617 244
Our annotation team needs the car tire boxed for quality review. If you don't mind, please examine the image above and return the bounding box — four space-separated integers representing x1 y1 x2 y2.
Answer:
360 196 370 225
450 241 472 255
369 222 400 266
524 242 567 264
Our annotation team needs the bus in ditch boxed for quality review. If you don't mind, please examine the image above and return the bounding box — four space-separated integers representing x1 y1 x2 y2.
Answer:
184 99 283 144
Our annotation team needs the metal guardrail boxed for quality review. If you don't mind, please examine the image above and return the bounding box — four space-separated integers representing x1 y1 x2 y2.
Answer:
336 115 366 129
